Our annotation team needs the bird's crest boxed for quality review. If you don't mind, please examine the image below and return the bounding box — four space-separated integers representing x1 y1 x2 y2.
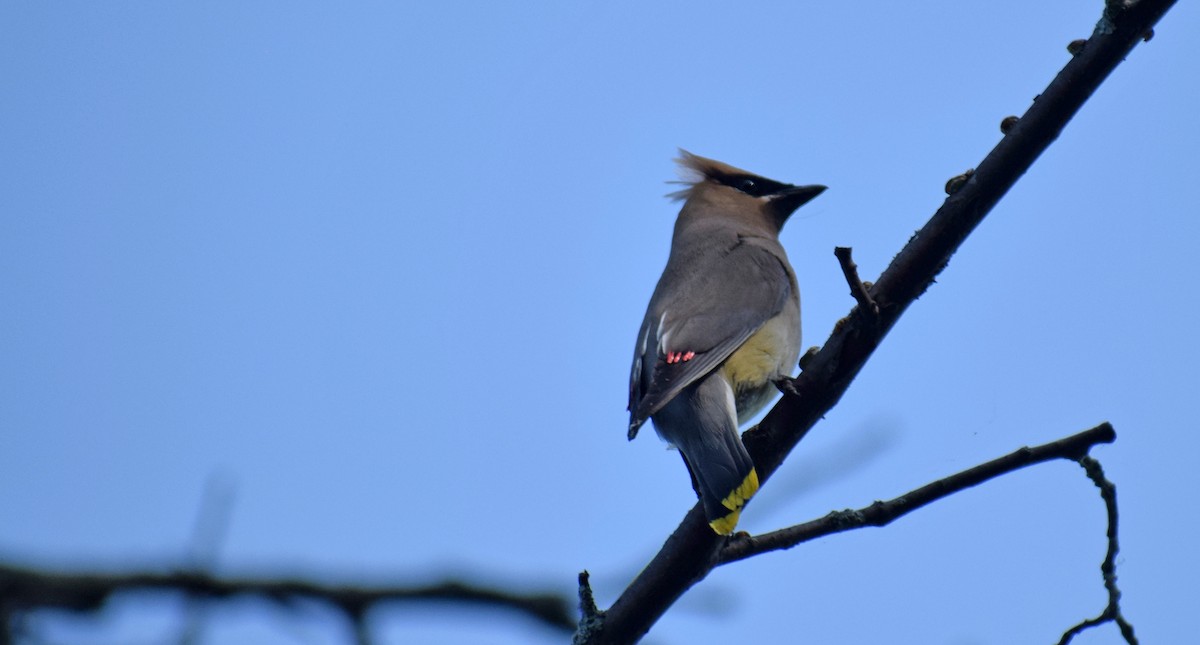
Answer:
666 149 760 201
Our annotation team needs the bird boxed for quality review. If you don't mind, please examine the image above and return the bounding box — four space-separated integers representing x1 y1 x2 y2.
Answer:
628 150 825 534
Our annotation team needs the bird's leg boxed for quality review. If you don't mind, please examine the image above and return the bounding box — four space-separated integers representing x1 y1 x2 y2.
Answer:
773 376 801 398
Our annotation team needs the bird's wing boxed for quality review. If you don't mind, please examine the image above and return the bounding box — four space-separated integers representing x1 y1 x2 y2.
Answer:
628 237 792 438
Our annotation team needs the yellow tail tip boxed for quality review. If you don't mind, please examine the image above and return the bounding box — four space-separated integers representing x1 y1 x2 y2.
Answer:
709 510 741 535
708 468 760 535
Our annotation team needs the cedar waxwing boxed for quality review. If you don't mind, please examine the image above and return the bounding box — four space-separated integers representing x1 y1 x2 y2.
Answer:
628 151 826 534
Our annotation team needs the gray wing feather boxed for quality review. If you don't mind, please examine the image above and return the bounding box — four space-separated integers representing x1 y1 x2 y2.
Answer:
628 238 791 436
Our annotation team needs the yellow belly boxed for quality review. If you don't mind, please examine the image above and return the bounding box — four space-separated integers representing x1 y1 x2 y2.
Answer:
721 313 798 424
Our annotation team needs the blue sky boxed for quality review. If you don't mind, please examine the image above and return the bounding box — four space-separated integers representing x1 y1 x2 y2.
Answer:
2 2 1198 643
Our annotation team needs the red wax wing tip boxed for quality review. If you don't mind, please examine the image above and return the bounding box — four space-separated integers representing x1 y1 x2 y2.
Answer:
682 351 695 361
665 351 696 364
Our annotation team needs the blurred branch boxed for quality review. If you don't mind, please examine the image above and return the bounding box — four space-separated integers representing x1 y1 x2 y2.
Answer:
719 423 1115 562
577 0 1176 642
1058 455 1136 645
0 565 576 640
179 472 237 645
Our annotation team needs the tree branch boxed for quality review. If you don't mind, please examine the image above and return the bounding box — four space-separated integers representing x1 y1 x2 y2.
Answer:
719 423 1114 563
578 1 1177 642
1058 455 1136 645
0 565 576 638
834 246 878 321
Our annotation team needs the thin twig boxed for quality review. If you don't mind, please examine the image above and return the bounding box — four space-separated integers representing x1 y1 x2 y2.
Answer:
834 246 879 320
179 472 237 645
574 571 603 642
350 608 375 645
1057 456 1137 644
720 423 1115 563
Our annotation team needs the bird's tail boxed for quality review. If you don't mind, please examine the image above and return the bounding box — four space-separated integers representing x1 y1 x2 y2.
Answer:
653 372 760 535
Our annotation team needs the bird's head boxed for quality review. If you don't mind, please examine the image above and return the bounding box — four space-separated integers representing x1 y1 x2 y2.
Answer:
669 149 826 232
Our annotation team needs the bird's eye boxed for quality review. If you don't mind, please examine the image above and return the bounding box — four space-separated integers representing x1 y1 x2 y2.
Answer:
738 179 757 193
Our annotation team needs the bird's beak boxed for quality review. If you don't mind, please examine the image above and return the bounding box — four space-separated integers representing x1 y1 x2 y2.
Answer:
771 184 827 214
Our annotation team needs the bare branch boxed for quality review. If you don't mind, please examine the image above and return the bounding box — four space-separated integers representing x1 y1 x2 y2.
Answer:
719 423 1114 563
575 571 603 642
1058 456 1137 645
579 1 1177 642
0 565 576 636
833 246 879 321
